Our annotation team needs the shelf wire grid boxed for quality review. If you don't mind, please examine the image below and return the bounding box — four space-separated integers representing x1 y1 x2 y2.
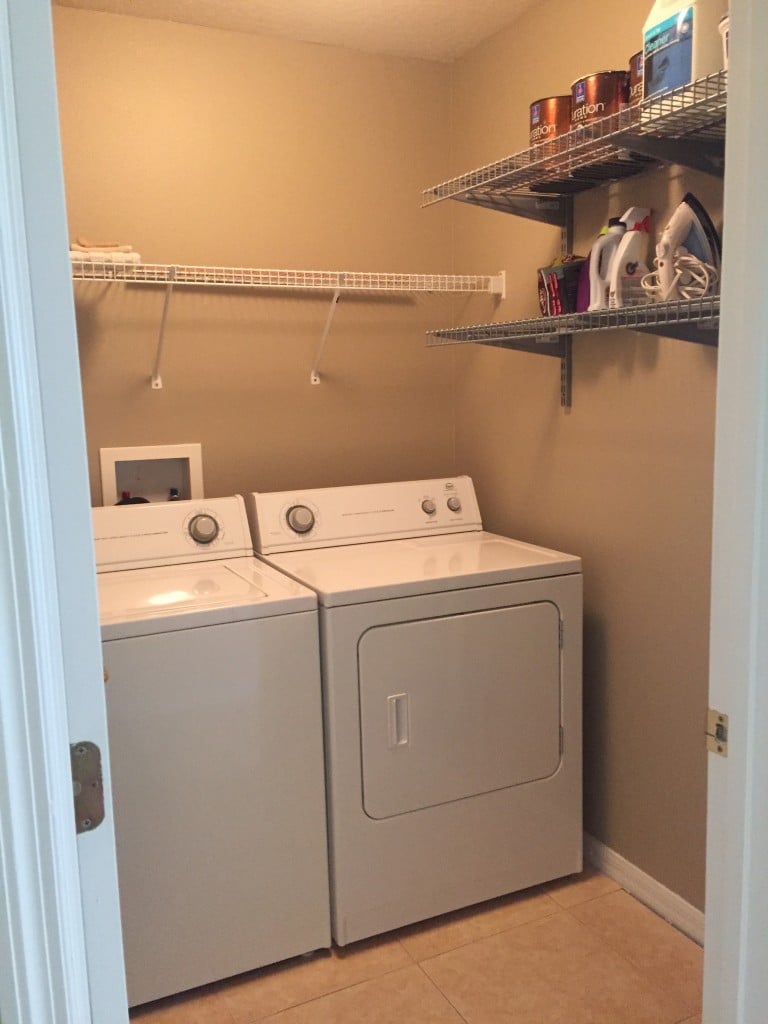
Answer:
70 262 501 294
422 71 727 205
426 295 720 346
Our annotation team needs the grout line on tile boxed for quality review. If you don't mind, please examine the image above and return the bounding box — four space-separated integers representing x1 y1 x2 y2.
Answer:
562 905 702 1021
395 936 418 963
224 954 424 1022
401 891 563 962
413 903 576 968
252 963 422 1023
547 884 628 910
415 961 471 1024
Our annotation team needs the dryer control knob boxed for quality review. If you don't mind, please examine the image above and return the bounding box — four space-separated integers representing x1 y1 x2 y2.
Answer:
447 497 462 512
421 499 437 515
188 513 219 544
286 505 315 534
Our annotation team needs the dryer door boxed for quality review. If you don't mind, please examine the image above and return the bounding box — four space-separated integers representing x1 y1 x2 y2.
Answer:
358 601 561 819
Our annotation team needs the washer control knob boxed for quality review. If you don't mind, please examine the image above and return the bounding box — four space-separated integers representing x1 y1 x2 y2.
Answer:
286 505 315 534
447 497 462 513
421 499 437 515
188 513 219 544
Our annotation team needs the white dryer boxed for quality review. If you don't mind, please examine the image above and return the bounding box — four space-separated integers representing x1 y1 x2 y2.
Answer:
246 477 582 946
94 496 330 1006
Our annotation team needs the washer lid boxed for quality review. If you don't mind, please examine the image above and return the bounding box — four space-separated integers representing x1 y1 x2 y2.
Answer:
98 557 316 639
263 531 581 607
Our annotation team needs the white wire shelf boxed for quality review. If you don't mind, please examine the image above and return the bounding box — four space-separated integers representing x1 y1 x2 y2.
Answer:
422 71 727 212
427 295 720 347
71 261 505 389
70 261 505 295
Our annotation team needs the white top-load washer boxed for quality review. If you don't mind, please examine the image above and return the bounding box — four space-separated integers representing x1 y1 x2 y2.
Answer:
246 477 582 946
94 496 330 1006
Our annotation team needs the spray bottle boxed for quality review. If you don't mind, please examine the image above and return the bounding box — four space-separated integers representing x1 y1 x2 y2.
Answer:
588 218 626 311
608 207 652 308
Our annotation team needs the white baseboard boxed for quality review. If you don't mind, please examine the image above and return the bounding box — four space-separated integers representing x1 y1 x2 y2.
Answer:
583 833 705 946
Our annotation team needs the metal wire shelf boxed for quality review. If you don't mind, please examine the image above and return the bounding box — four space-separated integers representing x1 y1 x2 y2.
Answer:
427 295 720 347
70 261 505 295
422 71 727 210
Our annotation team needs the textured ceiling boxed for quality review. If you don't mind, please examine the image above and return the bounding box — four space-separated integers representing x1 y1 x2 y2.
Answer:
53 0 538 62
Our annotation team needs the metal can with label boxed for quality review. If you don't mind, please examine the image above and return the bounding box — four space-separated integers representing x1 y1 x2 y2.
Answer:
628 51 644 105
570 70 629 126
529 95 572 146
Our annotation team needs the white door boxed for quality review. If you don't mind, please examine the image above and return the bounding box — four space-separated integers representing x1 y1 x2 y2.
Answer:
1 2 766 1024
0 2 127 1023
702 1 768 1020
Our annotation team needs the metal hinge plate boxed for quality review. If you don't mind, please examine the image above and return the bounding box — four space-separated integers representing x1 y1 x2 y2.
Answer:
706 709 729 757
70 741 105 833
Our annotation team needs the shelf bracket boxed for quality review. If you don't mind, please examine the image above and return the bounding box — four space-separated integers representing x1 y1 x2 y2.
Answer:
310 288 341 385
635 323 719 346
474 335 572 407
151 267 175 389
459 193 570 227
612 131 725 177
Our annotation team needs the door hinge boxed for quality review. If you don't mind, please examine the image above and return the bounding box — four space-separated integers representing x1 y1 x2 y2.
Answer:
706 708 729 757
70 741 105 833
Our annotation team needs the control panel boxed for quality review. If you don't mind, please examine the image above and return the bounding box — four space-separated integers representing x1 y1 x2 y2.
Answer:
93 496 253 572
248 477 482 554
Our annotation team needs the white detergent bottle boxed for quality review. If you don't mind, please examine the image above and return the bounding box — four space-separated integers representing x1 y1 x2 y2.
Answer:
643 0 725 100
588 218 626 312
608 207 652 308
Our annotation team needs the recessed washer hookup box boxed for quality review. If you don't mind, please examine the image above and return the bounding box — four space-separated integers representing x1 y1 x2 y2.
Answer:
99 443 204 506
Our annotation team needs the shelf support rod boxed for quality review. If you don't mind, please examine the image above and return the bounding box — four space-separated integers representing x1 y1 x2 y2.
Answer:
560 335 573 408
561 198 574 258
310 288 342 385
151 266 175 389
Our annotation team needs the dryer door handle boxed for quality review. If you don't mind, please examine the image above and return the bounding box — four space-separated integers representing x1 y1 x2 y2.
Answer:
387 693 410 749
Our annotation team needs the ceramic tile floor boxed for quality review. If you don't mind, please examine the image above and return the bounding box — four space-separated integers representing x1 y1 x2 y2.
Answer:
130 866 702 1024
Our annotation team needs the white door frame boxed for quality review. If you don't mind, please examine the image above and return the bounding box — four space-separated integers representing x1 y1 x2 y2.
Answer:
702 0 768 1020
0 1 765 1023
0 2 127 1023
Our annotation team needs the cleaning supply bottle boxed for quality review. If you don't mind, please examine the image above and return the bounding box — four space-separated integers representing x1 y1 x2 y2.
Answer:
588 218 626 311
609 207 652 308
643 0 725 100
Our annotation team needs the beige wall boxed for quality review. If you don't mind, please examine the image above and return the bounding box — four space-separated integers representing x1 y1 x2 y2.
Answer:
55 3 714 910
450 0 717 908
53 7 469 504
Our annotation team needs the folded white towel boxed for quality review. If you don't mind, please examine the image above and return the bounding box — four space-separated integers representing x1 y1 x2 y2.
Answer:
72 238 134 252
70 250 141 264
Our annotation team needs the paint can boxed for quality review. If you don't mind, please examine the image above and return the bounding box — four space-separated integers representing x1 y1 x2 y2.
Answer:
628 51 644 105
529 95 572 146
570 70 629 126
